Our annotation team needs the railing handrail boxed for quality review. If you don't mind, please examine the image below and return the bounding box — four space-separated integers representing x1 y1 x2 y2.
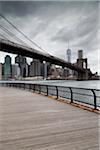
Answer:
0 81 100 110
0 80 100 91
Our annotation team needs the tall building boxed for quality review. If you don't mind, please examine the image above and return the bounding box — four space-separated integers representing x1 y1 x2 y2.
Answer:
4 55 12 80
66 44 72 76
29 60 50 78
43 61 51 78
49 64 58 78
29 59 41 77
15 55 28 77
12 64 21 79
78 50 83 59
66 48 71 63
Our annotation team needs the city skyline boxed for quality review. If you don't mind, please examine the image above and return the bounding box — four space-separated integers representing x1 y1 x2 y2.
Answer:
0 1 99 74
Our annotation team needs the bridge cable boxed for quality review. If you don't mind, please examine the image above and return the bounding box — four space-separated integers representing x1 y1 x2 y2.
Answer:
0 24 30 46
0 25 26 44
0 33 10 41
0 14 50 55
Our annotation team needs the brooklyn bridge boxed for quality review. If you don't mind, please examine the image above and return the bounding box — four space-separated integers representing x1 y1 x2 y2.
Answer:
0 38 92 80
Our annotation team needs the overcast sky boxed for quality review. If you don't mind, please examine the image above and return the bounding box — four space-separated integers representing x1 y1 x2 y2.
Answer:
0 1 99 74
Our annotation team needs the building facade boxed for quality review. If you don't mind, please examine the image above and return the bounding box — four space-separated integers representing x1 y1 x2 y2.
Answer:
66 48 72 76
15 55 28 77
29 59 41 77
12 64 21 79
3 55 12 80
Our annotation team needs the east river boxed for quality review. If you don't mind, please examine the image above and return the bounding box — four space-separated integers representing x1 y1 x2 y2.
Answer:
1 79 100 89
23 79 100 89
21 79 100 108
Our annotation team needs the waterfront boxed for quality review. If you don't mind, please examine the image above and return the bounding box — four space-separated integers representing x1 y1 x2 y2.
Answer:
29 80 100 108
6 80 99 90
0 80 100 109
29 80 100 89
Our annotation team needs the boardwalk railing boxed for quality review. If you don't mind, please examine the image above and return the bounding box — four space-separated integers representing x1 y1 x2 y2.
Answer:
0 81 100 110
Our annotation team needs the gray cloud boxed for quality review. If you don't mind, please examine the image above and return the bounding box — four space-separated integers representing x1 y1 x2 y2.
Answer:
51 3 98 45
0 1 42 17
0 1 99 73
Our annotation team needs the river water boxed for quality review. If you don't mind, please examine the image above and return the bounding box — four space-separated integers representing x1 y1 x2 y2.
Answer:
25 80 100 90
1 80 100 89
0 80 100 89
24 80 100 108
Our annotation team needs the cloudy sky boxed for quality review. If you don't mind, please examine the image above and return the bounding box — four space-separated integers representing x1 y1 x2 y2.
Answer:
0 1 99 74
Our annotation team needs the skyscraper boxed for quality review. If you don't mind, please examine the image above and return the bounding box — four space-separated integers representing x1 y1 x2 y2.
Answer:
15 55 28 77
66 40 71 63
4 55 12 80
66 48 71 63
12 64 21 79
66 41 72 76
29 59 41 77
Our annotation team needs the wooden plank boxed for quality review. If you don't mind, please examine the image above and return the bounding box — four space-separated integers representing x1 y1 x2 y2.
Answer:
0 87 99 150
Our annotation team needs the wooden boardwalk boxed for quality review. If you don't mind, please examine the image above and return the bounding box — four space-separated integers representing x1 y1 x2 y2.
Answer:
0 87 99 150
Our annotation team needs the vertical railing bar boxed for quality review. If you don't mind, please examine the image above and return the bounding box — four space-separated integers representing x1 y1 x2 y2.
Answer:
56 86 58 99
69 87 73 103
46 85 48 96
91 89 97 110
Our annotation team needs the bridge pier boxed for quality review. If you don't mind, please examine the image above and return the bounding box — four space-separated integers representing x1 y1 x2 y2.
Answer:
77 50 92 80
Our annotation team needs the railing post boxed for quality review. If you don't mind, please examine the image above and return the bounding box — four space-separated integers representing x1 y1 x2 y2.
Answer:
91 89 97 110
46 85 48 96
69 87 73 103
56 86 58 99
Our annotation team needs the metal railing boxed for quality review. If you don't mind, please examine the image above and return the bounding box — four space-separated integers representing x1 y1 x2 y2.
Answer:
0 81 100 110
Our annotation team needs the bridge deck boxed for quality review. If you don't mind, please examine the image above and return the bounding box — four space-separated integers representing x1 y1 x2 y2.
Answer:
0 87 99 150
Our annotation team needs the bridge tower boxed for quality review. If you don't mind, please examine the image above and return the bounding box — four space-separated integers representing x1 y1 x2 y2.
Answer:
77 50 90 80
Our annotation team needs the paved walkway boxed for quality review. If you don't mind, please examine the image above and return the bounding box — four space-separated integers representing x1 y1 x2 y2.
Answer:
0 87 99 150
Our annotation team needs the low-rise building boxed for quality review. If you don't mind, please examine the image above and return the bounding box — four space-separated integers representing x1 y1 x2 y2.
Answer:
12 64 21 79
